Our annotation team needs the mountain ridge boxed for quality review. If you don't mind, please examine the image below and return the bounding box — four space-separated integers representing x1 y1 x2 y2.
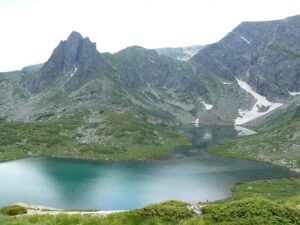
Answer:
1 15 300 126
191 14 300 102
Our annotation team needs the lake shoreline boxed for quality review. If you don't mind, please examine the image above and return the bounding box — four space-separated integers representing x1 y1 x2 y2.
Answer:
14 203 127 217
0 124 297 211
207 146 300 174
1 145 298 175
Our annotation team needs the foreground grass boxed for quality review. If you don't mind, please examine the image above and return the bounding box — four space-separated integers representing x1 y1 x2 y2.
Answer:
0 109 188 162
1 197 299 225
0 201 202 225
0 214 204 225
202 197 300 225
201 179 300 224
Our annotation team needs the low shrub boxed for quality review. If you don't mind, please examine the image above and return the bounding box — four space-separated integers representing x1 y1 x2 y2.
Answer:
0 205 27 216
135 200 194 221
202 197 300 225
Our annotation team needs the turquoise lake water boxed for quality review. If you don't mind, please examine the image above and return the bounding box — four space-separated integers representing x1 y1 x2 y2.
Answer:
0 125 296 210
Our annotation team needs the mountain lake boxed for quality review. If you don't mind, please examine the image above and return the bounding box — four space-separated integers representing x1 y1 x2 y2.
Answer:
0 124 296 210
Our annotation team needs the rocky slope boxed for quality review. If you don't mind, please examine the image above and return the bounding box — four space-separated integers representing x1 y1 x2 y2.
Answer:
190 15 300 125
192 15 300 100
0 32 236 124
1 15 300 126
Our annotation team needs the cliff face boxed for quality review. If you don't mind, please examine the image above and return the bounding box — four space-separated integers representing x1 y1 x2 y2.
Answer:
0 32 211 122
192 15 300 102
28 31 109 93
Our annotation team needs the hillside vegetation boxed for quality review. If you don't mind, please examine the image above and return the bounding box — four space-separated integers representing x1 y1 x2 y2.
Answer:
0 109 188 162
1 198 299 225
209 104 300 172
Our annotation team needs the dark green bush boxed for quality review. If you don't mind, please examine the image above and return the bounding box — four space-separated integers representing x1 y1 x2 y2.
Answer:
135 200 194 221
202 197 300 225
0 205 27 216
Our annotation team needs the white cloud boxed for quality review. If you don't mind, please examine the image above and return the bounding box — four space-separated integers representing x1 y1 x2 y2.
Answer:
1 0 300 71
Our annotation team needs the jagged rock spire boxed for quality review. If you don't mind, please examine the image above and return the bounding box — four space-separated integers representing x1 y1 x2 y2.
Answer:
30 31 106 93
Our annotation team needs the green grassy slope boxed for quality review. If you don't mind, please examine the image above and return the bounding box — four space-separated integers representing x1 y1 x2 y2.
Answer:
1 199 298 224
0 201 200 225
0 109 188 162
202 178 300 224
229 178 300 207
202 197 300 225
208 106 300 172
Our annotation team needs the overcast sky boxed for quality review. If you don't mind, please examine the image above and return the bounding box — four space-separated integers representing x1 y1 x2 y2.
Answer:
1 0 300 71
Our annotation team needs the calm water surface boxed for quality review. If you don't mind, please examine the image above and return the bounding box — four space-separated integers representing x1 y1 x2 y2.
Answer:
0 125 296 210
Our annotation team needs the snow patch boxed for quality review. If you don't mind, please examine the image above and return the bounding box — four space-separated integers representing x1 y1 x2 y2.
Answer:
235 78 283 125
150 89 161 99
177 47 200 61
70 67 77 77
203 132 212 140
193 118 200 127
289 91 300 96
222 82 232 85
236 78 272 106
240 36 250 44
187 204 202 216
235 126 256 136
148 58 155 63
183 48 198 58
201 100 213 110
16 203 127 216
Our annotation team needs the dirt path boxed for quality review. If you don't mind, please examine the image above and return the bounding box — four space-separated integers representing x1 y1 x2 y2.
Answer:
16 203 127 217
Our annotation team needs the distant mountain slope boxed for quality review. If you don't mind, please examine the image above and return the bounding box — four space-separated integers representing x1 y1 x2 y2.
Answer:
21 64 43 73
191 15 300 125
192 15 300 102
155 45 204 61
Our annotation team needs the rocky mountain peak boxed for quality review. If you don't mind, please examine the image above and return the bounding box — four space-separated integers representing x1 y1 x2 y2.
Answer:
29 31 104 93
67 31 84 42
49 31 97 68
